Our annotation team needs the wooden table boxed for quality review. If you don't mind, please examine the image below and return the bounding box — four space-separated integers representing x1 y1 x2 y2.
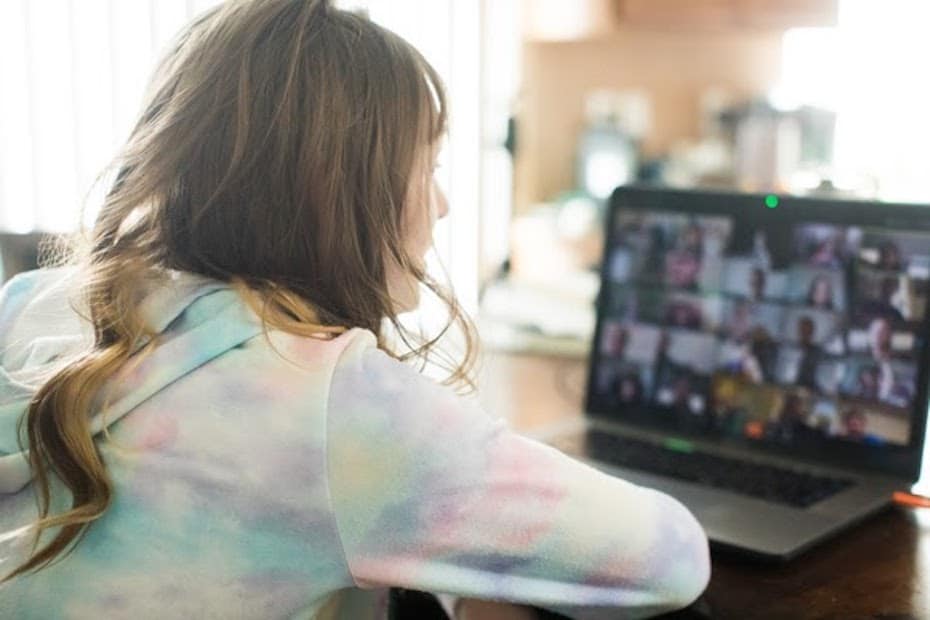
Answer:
478 351 930 620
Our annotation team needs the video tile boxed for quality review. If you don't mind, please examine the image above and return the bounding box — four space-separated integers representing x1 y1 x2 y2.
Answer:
839 356 917 409
708 375 784 439
659 328 719 375
847 316 920 359
781 307 844 348
773 344 845 394
722 300 785 343
654 363 711 416
832 399 910 446
716 336 778 385
854 267 927 326
611 211 733 292
785 267 848 312
593 359 655 410
857 230 930 279
721 258 788 301
794 223 861 269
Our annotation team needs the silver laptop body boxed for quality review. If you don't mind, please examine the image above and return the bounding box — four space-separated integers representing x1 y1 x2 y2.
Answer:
541 187 929 561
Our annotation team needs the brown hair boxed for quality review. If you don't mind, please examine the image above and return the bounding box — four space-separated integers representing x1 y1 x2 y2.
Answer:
6 0 477 582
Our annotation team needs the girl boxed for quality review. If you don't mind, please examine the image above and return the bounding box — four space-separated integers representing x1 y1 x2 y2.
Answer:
0 1 709 618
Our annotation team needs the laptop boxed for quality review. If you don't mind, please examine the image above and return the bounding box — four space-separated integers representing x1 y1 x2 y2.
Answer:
540 186 930 561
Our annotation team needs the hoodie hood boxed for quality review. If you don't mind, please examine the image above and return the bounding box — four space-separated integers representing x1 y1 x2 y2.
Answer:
0 268 264 494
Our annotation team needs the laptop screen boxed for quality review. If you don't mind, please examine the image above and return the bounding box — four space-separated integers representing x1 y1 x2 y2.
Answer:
588 191 930 459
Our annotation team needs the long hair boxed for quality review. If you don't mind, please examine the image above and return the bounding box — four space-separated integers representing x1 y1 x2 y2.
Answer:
5 0 477 582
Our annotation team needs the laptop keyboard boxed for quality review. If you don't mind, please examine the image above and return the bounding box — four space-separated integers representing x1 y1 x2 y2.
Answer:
584 430 854 508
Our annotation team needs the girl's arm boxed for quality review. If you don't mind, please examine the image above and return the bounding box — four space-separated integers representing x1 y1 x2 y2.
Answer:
326 341 710 620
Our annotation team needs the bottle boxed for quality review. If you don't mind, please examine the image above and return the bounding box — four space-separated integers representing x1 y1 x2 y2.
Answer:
575 91 642 201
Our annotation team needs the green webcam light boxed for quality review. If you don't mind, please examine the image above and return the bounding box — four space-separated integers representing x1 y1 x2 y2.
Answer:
764 194 779 209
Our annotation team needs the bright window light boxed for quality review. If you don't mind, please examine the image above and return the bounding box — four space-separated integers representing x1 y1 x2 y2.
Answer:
778 0 930 203
0 0 484 320
0 0 225 234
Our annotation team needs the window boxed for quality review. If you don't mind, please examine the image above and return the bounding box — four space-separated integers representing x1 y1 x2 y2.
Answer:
0 0 505 317
0 0 225 233
778 0 930 202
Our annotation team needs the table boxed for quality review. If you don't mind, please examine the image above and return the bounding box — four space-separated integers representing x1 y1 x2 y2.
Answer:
478 351 930 620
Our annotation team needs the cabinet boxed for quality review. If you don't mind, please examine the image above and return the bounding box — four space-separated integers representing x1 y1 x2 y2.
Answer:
523 0 838 41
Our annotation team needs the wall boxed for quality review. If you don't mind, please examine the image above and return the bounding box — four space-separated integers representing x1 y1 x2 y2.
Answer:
514 26 785 214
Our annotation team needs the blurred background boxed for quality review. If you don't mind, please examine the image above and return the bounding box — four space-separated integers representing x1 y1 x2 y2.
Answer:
0 1 928 484
4 0 929 333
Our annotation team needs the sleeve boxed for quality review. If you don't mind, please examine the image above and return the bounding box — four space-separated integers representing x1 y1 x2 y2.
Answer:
325 345 710 620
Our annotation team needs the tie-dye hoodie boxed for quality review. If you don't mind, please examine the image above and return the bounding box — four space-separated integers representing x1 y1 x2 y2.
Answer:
0 268 709 619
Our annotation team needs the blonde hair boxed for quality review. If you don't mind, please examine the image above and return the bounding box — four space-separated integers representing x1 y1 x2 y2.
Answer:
6 0 477 582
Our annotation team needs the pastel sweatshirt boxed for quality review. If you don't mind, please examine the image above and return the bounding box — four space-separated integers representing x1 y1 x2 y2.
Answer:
0 268 709 619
